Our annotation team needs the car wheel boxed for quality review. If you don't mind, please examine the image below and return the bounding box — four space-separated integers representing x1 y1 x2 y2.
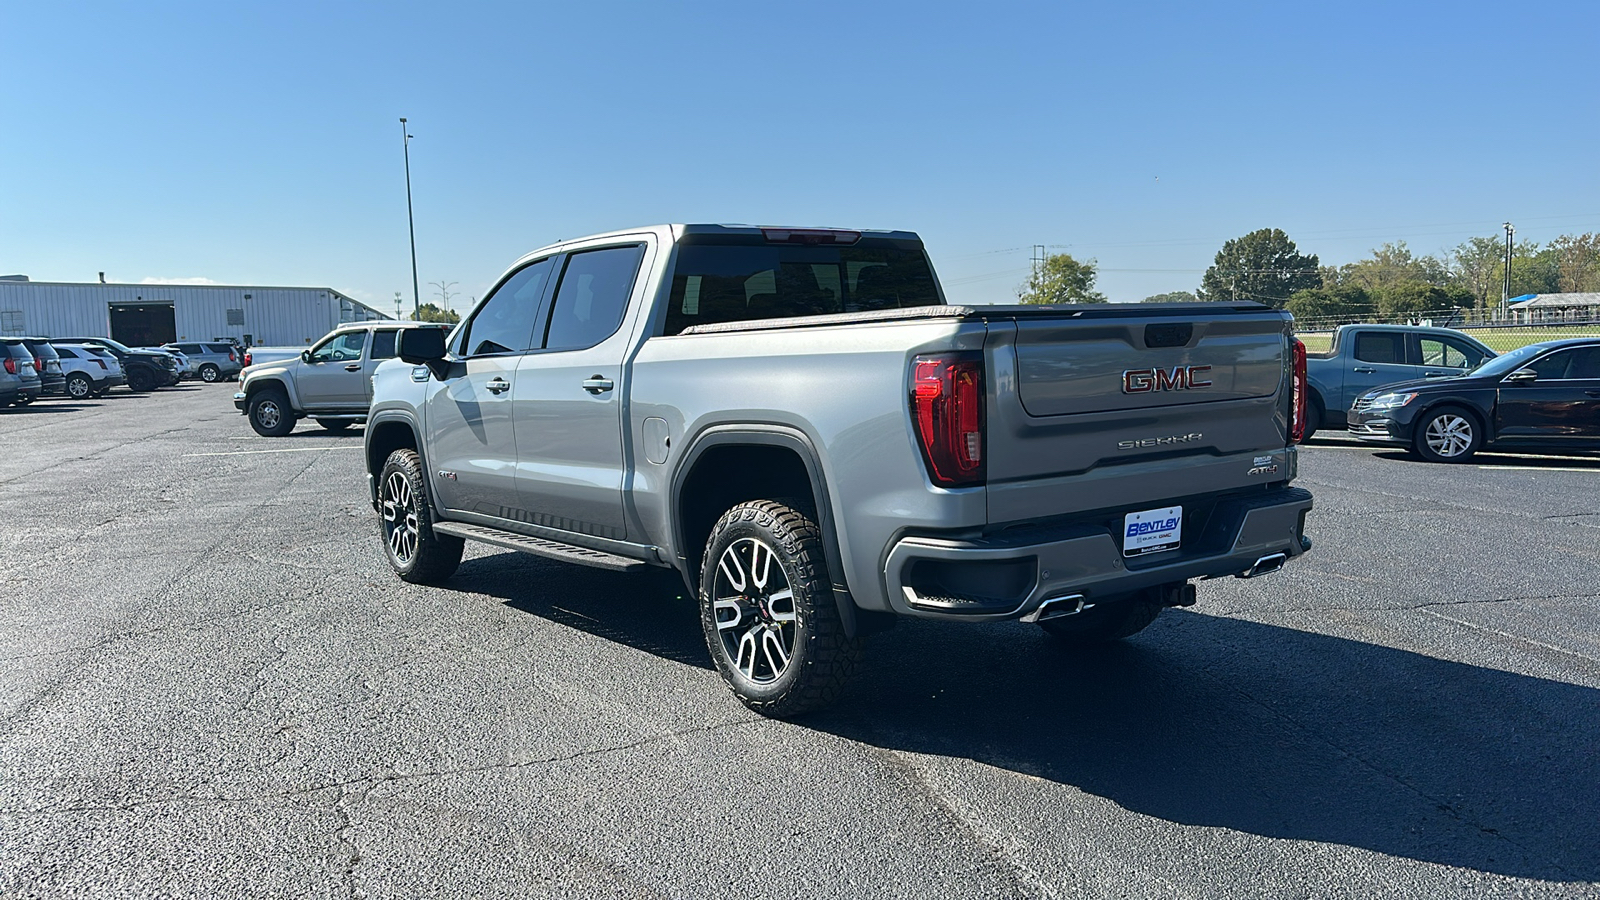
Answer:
66 373 93 399
127 369 153 392
1302 399 1323 440
1413 406 1482 463
698 499 861 717
316 419 352 432
377 448 464 584
199 364 221 383
1039 589 1163 644
247 388 296 437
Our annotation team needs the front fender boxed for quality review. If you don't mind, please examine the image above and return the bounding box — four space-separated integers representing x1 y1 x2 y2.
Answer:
241 365 303 411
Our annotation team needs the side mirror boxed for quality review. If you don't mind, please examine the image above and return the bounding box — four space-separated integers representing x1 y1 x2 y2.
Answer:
1505 368 1538 385
399 328 448 373
300 350 311 363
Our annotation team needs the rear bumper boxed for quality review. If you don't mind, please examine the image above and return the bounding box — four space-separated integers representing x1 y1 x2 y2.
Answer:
882 487 1314 621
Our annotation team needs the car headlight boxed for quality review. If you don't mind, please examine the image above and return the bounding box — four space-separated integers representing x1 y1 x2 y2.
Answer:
1367 391 1418 410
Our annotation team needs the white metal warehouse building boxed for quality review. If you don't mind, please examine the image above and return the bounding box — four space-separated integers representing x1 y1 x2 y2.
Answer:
0 279 393 347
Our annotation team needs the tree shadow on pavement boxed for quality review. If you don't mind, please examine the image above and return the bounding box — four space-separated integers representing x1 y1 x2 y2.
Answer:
461 550 1598 882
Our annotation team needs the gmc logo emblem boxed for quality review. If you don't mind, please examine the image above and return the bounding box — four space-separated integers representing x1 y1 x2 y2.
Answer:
1122 365 1213 393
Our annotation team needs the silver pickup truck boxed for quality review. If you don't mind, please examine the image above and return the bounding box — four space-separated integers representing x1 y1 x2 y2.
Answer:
234 322 449 435
365 224 1314 715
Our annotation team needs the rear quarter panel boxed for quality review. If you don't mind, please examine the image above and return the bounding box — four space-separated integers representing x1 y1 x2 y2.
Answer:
627 319 989 611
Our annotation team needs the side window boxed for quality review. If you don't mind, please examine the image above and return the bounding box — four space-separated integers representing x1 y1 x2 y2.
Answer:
370 330 399 360
1529 347 1600 380
1353 332 1404 364
56 347 78 359
1417 338 1468 368
459 257 555 356
309 331 366 363
1444 338 1488 369
181 343 203 355
543 245 647 352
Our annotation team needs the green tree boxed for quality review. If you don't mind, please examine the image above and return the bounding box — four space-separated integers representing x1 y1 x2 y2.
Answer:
412 302 460 324
1340 241 1450 294
1373 282 1471 320
1449 236 1504 309
1018 253 1106 304
1141 290 1198 303
1550 233 1600 292
1285 284 1375 325
1197 228 1321 307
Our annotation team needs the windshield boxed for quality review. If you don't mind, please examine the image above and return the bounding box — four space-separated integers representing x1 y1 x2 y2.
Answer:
663 238 941 335
1468 343 1554 379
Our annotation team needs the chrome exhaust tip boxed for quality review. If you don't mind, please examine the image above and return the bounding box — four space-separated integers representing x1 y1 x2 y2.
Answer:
1021 593 1092 623
1238 552 1287 579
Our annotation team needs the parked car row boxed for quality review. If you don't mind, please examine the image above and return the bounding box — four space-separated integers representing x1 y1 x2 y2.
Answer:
0 335 252 408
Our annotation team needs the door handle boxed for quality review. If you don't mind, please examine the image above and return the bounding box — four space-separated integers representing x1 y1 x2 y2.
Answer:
344 363 362 372
1424 371 1450 377
486 377 511 394
582 376 614 394
1352 366 1375 374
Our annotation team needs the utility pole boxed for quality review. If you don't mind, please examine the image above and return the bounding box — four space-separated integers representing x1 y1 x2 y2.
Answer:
1502 222 1515 320
1031 245 1046 284
429 280 460 314
394 291 404 321
400 118 420 319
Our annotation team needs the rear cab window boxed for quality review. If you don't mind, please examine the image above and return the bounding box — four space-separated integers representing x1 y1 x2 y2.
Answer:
662 234 941 336
1353 332 1405 364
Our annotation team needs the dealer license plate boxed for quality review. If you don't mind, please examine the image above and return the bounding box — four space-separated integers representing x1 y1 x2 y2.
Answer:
1123 506 1182 557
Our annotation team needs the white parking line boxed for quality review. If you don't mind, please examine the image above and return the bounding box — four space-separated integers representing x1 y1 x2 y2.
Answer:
1476 465 1599 473
184 446 364 457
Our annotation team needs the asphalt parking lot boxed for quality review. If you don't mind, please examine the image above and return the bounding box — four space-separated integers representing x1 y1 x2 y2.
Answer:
2 387 1597 899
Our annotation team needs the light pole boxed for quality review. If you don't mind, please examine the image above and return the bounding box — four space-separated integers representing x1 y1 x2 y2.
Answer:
400 118 420 319
394 291 404 322
1502 222 1515 320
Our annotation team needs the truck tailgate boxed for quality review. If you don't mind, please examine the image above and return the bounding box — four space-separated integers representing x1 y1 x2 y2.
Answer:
984 310 1294 525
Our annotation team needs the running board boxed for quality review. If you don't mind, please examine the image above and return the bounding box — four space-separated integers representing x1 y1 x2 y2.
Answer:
431 522 649 572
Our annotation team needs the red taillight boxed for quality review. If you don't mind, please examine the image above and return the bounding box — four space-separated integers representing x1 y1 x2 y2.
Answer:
228 351 237 362
95 359 108 370
1290 338 1308 443
243 351 252 367
34 357 44 372
3 358 14 375
910 353 985 487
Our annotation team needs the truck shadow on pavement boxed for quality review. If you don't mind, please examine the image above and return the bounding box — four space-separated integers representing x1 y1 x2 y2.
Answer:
813 610 1600 883
458 553 1598 882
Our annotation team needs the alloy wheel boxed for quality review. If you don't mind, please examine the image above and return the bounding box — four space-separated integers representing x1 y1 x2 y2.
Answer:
1424 414 1474 458
255 400 281 430
711 537 798 685
68 377 90 399
381 471 419 563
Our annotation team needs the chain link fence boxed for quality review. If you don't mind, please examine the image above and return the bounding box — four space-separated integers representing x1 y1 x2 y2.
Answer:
1294 310 1600 354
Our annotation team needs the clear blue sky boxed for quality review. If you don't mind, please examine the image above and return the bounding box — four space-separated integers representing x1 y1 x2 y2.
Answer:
4 1 1597 310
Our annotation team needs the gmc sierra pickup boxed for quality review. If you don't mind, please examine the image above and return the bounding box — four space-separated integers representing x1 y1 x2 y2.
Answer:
365 224 1314 716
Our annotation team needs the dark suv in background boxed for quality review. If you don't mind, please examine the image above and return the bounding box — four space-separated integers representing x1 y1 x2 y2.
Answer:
51 337 179 392
18 338 66 397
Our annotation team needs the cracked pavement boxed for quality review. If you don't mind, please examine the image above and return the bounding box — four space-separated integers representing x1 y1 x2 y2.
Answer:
2 389 1598 898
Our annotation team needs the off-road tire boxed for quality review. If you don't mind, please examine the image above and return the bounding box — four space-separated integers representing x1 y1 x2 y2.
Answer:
377 448 463 584
199 364 221 383
247 387 296 437
1040 591 1163 644
66 373 93 400
316 419 353 432
699 499 860 717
